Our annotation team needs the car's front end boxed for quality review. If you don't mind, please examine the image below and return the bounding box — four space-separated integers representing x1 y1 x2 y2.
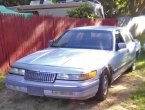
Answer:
6 63 100 100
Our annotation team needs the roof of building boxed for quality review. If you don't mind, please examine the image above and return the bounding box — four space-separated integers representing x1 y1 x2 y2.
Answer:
0 5 33 19
10 2 81 11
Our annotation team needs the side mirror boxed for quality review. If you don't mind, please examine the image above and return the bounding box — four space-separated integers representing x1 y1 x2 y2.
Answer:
48 40 53 47
117 43 126 50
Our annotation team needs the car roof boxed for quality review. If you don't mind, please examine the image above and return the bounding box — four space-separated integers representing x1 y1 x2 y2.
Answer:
70 26 123 31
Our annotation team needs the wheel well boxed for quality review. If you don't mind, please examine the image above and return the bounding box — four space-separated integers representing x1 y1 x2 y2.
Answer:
102 66 113 85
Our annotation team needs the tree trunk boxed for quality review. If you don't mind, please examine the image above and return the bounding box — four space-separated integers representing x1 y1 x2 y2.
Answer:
135 0 145 15
129 0 136 16
129 0 145 16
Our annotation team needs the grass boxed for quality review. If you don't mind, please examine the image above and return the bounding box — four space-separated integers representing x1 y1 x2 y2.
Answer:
0 76 6 92
128 35 145 110
131 82 145 110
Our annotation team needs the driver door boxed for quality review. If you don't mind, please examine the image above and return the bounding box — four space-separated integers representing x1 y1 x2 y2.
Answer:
111 31 129 80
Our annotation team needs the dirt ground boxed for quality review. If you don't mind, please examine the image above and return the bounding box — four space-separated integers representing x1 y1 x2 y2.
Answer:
0 71 143 110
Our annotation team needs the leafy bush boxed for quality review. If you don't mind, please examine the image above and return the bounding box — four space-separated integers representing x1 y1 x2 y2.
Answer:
67 3 98 19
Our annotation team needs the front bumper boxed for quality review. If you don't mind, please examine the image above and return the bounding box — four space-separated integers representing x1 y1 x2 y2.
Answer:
5 74 99 100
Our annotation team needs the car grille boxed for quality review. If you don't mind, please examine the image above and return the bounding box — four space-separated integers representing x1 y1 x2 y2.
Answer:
24 70 56 83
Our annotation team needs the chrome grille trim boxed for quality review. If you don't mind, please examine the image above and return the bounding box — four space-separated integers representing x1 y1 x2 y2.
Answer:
24 70 56 83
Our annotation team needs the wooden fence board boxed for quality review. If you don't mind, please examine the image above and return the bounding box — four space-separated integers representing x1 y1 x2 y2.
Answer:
0 14 117 73
0 15 10 72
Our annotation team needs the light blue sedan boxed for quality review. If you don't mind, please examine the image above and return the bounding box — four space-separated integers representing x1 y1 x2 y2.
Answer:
5 26 136 101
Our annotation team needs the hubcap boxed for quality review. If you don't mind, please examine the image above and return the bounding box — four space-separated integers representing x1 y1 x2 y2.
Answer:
103 75 108 96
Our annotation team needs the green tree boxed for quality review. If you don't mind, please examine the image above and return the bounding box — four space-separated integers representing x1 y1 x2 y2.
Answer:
1 0 145 17
67 3 98 19
0 0 30 6
101 0 145 17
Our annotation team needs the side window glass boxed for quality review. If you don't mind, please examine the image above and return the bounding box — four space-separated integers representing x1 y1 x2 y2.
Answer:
121 32 132 43
127 33 134 42
124 34 130 43
115 32 124 50
115 33 124 43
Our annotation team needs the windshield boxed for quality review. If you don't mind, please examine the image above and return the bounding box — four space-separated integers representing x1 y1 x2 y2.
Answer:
52 30 113 50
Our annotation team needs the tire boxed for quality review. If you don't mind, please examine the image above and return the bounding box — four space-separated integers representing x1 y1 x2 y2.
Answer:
128 60 136 72
136 51 139 59
95 70 109 101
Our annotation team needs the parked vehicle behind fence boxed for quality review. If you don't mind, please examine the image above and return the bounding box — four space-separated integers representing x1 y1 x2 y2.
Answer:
6 26 137 101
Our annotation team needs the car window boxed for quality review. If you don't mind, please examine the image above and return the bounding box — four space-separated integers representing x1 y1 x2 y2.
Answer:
115 32 125 50
124 34 131 43
121 31 133 43
127 32 134 42
115 32 124 43
52 30 113 50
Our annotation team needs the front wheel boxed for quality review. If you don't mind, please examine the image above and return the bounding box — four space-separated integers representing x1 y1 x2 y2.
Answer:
95 71 109 101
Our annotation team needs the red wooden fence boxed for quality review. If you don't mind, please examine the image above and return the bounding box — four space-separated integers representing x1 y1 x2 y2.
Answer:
0 14 117 73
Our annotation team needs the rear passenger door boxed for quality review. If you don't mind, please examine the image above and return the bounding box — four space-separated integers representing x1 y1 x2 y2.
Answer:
120 31 136 61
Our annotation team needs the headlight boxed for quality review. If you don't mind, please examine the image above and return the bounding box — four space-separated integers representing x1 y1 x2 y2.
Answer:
56 71 97 80
9 68 25 75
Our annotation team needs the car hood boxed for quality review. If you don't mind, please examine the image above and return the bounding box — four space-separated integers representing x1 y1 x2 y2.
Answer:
16 48 112 71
